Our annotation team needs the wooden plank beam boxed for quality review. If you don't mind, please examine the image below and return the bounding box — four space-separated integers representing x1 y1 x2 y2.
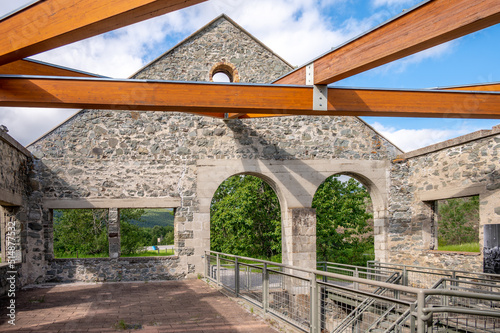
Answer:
0 0 207 65
0 59 102 77
438 83 500 92
275 0 500 85
1 76 500 119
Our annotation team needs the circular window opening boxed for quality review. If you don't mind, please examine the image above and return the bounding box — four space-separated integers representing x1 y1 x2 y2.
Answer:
212 71 232 83
209 62 240 83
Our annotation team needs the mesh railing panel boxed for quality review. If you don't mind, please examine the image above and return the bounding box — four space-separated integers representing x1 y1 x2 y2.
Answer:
206 254 500 333
268 272 311 330
319 281 412 333
238 263 264 305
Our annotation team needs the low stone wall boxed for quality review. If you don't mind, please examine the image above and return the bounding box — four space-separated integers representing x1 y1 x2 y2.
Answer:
46 256 184 283
0 263 22 296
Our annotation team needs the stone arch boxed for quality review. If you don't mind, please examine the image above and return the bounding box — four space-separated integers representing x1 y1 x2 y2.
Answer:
314 170 389 263
208 60 240 83
208 172 284 258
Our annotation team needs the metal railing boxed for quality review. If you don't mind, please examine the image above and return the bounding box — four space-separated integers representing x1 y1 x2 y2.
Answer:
367 261 500 289
205 251 500 333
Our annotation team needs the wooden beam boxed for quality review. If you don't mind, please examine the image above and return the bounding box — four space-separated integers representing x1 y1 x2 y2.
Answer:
0 0 207 65
275 0 500 85
439 83 500 92
0 59 101 77
1 76 500 119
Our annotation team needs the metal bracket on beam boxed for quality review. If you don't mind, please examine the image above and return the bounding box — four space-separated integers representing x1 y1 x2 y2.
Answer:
306 63 328 111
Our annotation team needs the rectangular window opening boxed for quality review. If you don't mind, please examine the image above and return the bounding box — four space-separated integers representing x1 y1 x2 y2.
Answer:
53 209 109 259
435 195 480 253
120 208 174 257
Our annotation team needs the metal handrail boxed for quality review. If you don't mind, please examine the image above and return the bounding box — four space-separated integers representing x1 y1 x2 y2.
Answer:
368 261 500 280
205 251 500 333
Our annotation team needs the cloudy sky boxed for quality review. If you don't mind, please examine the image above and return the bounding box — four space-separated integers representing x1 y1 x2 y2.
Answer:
0 0 499 151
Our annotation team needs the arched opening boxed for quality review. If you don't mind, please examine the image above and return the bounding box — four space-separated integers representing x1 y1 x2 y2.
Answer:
209 61 240 83
210 174 281 261
212 72 231 82
313 174 374 266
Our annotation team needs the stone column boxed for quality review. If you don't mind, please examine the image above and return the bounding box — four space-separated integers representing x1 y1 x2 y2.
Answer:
282 208 316 271
108 208 120 258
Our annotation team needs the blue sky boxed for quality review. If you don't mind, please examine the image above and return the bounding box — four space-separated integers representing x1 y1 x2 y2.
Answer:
0 0 499 150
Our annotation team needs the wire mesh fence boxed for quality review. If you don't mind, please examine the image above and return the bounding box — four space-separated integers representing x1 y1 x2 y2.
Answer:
205 252 500 333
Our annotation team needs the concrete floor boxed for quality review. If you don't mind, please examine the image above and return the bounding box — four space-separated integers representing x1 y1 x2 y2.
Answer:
0 280 278 333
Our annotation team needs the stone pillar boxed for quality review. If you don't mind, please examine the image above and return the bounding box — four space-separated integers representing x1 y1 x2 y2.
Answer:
282 208 316 271
108 208 120 258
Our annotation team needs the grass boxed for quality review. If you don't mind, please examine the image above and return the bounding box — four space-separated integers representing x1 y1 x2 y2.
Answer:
55 248 174 259
121 249 174 257
438 242 480 253
55 252 109 259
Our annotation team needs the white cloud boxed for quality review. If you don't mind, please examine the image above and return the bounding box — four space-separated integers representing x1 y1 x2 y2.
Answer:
0 107 79 146
370 122 478 152
0 0 464 147
372 0 419 9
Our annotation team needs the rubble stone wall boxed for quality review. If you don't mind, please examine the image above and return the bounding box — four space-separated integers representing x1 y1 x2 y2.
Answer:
388 127 500 272
27 16 400 281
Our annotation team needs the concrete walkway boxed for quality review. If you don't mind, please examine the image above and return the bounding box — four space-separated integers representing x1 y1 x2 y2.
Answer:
0 280 277 333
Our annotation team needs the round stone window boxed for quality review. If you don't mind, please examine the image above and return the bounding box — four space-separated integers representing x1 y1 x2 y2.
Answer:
209 61 240 83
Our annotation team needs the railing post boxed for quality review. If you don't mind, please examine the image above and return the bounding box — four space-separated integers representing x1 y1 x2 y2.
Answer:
235 257 240 296
417 291 431 333
354 267 359 290
403 265 408 286
410 303 416 333
216 253 220 286
247 265 251 291
263 263 269 313
204 252 208 279
310 273 319 333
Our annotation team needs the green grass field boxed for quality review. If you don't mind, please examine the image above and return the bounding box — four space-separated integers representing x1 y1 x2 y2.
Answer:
55 249 174 259
438 242 480 252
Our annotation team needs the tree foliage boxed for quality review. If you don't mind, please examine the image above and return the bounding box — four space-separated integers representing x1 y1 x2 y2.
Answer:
438 196 479 247
313 176 373 266
54 209 110 256
210 175 281 260
54 208 174 257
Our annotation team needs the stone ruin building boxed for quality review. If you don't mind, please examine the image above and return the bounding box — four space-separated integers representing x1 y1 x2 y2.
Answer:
1 15 499 293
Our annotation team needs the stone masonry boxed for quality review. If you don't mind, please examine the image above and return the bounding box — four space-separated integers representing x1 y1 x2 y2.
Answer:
25 15 399 283
0 15 498 291
389 126 500 272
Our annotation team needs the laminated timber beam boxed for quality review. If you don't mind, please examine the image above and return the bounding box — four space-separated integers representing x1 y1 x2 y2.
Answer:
438 83 500 92
0 0 207 65
0 61 222 118
0 59 103 77
1 76 500 119
275 0 500 85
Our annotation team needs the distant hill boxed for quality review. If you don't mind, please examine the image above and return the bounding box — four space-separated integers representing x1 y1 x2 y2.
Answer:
129 208 174 228
53 208 174 228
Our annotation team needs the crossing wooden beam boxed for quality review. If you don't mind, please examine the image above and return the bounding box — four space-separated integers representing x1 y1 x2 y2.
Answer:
1 76 500 119
275 0 500 85
0 59 102 77
0 0 207 66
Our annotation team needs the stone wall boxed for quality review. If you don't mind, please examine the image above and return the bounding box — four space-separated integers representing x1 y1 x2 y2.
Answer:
0 130 30 207
0 263 22 296
27 15 400 281
388 126 500 271
0 129 48 290
46 257 183 283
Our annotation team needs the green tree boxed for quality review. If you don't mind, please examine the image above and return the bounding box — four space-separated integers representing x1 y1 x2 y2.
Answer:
54 208 146 257
313 175 373 266
54 209 109 257
438 196 479 247
210 175 281 260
